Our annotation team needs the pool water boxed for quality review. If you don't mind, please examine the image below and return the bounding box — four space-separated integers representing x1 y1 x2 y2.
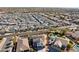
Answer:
74 44 79 52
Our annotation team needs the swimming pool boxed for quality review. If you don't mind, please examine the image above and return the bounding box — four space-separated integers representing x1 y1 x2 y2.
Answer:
73 44 79 52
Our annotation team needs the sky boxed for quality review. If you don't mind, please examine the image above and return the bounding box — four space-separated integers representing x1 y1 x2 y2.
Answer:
0 0 79 7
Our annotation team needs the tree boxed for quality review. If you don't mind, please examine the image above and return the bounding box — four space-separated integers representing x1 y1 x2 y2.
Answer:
0 36 3 40
66 43 72 51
